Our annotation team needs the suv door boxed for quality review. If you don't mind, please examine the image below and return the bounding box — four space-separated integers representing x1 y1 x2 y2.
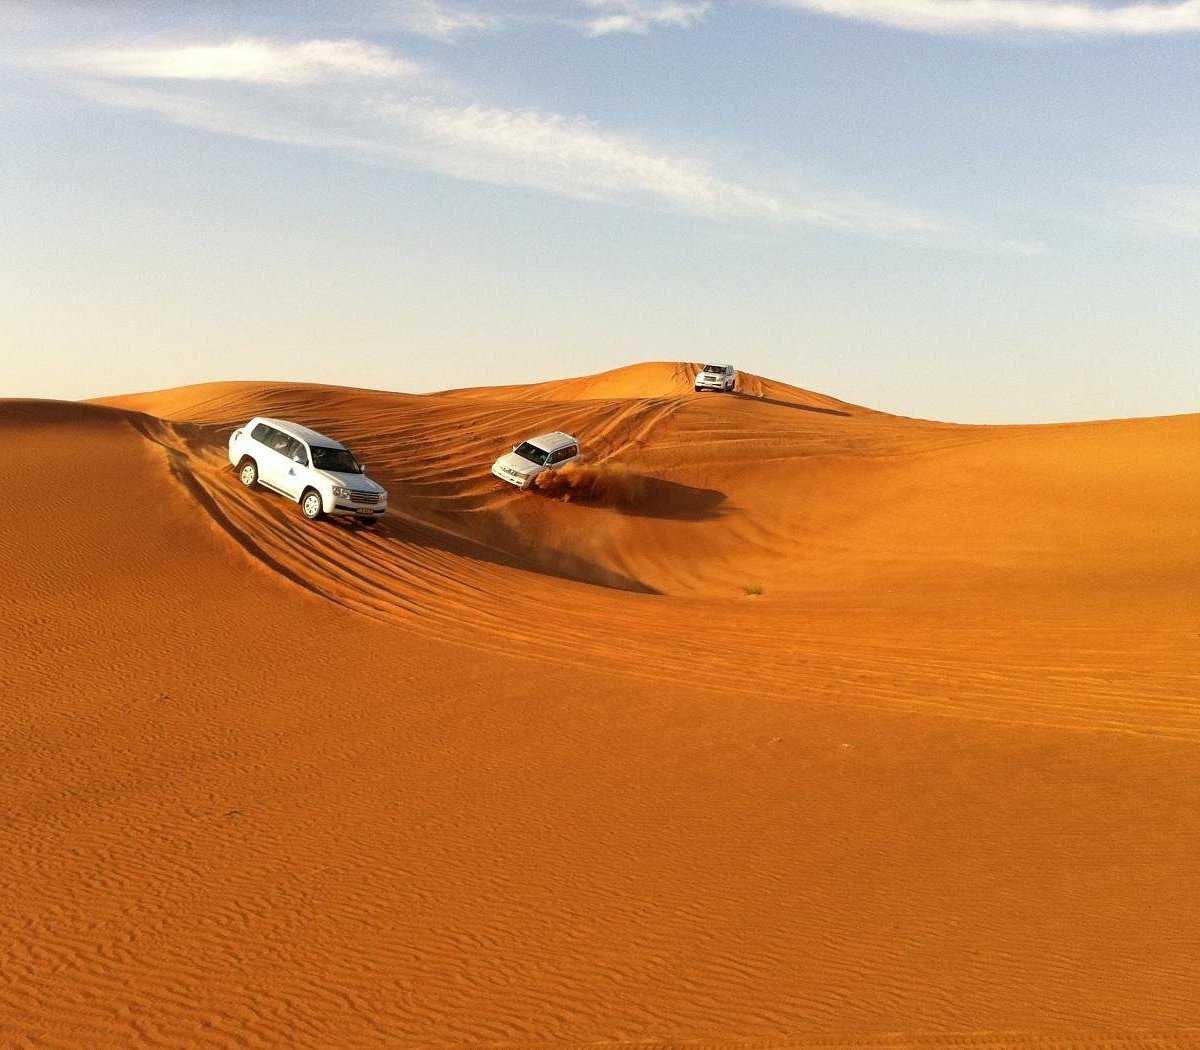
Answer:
279 437 310 499
258 427 301 495
548 446 573 469
253 425 287 492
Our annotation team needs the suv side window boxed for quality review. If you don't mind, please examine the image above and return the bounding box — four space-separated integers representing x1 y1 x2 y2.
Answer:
564 445 578 460
251 422 272 443
550 447 571 464
268 430 292 455
287 438 308 465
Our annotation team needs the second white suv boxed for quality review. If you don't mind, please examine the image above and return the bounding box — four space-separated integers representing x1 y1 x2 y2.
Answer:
491 431 580 490
228 417 387 523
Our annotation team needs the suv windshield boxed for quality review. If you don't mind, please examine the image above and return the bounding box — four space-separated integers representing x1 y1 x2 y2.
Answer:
513 442 550 466
311 445 362 474
701 364 726 373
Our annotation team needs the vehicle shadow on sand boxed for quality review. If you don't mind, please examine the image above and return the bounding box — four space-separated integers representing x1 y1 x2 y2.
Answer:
730 391 851 417
531 468 728 521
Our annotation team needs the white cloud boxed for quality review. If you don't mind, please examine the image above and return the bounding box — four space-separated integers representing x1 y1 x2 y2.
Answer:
30 35 983 243
393 101 769 215
387 0 508 41
765 0 1200 36
1127 186 1200 236
341 0 707 40
582 0 711 35
43 38 419 84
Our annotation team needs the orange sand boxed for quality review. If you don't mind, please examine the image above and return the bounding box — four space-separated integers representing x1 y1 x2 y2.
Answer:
2 362 1199 1048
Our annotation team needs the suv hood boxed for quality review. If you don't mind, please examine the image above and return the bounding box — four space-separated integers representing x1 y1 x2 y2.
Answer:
317 469 384 493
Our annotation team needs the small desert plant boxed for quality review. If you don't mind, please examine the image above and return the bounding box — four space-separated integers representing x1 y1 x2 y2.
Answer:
745 583 764 596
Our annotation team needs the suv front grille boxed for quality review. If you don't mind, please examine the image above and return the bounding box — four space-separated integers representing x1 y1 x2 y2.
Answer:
350 490 380 504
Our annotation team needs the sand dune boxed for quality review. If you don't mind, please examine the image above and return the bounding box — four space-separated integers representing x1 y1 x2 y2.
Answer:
4 363 1200 1048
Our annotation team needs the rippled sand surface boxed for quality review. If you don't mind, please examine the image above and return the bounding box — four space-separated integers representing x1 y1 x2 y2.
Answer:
3 363 1199 1047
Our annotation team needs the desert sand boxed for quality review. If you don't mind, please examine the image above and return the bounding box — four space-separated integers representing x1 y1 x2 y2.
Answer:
2 361 1199 1048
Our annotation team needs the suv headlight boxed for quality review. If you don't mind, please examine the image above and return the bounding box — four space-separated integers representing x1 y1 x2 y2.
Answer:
332 485 350 499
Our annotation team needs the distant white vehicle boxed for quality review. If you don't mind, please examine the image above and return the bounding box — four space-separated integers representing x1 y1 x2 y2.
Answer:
228 417 387 524
694 363 737 393
491 431 580 491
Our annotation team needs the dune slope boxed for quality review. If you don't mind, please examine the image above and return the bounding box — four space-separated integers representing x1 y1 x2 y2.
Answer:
4 364 1200 1048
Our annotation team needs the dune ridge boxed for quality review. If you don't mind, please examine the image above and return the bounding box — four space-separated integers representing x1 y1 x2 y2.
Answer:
4 364 1200 1047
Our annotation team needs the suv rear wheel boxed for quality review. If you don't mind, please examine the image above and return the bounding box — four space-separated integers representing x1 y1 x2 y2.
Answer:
300 489 324 521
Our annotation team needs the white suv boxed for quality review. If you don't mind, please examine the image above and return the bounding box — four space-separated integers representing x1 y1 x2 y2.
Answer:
491 431 580 490
694 363 737 393
228 417 387 523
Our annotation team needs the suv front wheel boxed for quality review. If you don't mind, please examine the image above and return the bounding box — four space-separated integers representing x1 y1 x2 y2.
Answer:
300 489 324 521
238 458 259 487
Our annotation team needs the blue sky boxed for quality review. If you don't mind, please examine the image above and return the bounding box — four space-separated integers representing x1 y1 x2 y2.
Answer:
3 0 1199 422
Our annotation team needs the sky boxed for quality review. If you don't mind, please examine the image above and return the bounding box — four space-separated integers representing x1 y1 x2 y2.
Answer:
2 0 1199 423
